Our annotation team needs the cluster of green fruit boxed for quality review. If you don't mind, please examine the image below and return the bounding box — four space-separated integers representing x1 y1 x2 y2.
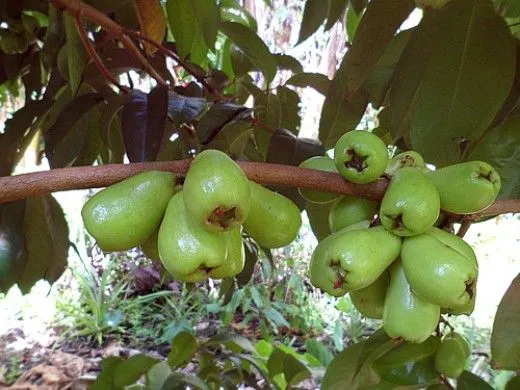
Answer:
81 150 302 283
299 130 500 346
0 14 39 54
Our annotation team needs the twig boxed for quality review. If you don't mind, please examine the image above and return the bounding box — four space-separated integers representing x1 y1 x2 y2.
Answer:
124 29 226 101
0 160 389 204
72 17 129 93
457 216 474 238
50 0 169 89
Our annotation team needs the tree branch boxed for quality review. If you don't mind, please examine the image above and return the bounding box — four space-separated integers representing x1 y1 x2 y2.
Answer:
0 161 518 220
0 160 387 204
50 0 169 89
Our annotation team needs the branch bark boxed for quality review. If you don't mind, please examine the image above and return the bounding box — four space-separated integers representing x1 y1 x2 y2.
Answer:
0 161 517 220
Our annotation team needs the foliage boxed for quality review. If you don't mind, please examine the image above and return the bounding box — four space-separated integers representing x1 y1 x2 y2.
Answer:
2 0 520 387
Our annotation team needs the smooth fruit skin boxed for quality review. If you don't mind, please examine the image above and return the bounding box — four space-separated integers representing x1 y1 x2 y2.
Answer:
243 181 302 248
298 156 341 204
209 226 245 279
380 167 440 237
401 227 478 309
140 229 160 260
426 161 501 214
373 336 441 385
444 285 476 315
82 171 176 252
385 151 426 176
434 333 469 378
158 192 228 283
183 149 250 232
309 226 401 296
350 271 389 319
328 195 377 233
334 130 389 184
383 261 440 343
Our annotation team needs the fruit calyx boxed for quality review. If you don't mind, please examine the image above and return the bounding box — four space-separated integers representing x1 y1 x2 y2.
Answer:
207 206 239 229
465 279 475 299
345 149 368 172
331 260 347 289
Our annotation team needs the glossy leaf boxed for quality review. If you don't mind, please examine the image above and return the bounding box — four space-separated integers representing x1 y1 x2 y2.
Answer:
146 362 172 390
197 102 253 144
231 48 256 77
134 0 166 55
491 273 520 370
340 0 415 98
114 354 160 389
206 120 252 158
167 331 198 368
410 0 516 166
219 21 277 83
64 14 87 95
286 72 331 96
297 0 329 45
345 4 362 44
325 0 349 31
166 0 204 60
470 117 520 200
284 353 311 385
322 342 366 389
274 54 304 74
457 371 494 390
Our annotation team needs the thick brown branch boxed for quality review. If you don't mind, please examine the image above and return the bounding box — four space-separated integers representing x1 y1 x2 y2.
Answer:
73 16 128 93
0 161 387 204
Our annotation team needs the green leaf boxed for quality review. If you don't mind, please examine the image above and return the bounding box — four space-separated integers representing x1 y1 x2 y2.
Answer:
318 53 369 148
325 0 349 31
470 117 520 199
284 353 311 385
0 201 27 293
219 21 277 83
457 371 494 390
264 307 290 328
286 72 331 96
255 340 274 358
17 196 69 294
297 0 330 45
231 48 256 77
277 86 301 133
40 5 64 70
160 372 210 390
491 273 520 370
197 101 253 144
90 356 123 390
167 331 198 368
193 0 220 49
267 347 287 377
305 339 334 366
206 120 252 159
322 342 366 389
64 14 87 95
364 28 413 108
274 54 304 74
254 91 281 157
205 333 255 353
146 362 172 390
220 3 258 31
340 0 415 98
345 4 362 44
306 201 335 241
114 354 159 389
410 0 516 167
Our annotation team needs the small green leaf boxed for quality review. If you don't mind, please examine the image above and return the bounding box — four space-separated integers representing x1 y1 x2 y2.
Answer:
274 54 303 74
305 339 334 366
264 307 290 328
219 21 277 83
193 0 220 49
297 0 330 45
322 342 366 389
457 371 494 390
254 91 281 157
284 353 311 385
160 372 210 390
64 14 87 95
345 4 362 44
114 354 159 389
325 0 349 31
491 273 520 370
167 331 198 368
206 120 252 158
267 347 287 377
205 333 255 353
89 356 123 390
255 340 274 358
286 72 331 96
277 86 301 134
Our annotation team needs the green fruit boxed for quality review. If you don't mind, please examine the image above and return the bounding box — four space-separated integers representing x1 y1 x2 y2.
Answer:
434 332 469 378
306 201 334 241
243 181 302 248
380 167 440 237
383 261 440 343
401 227 478 309
350 271 389 319
208 226 245 279
328 195 377 233
140 229 160 260
309 226 401 296
444 286 476 315
385 151 426 176
298 156 341 204
373 336 441 385
82 171 176 252
183 150 250 232
334 130 389 184
158 191 228 283
426 161 500 214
